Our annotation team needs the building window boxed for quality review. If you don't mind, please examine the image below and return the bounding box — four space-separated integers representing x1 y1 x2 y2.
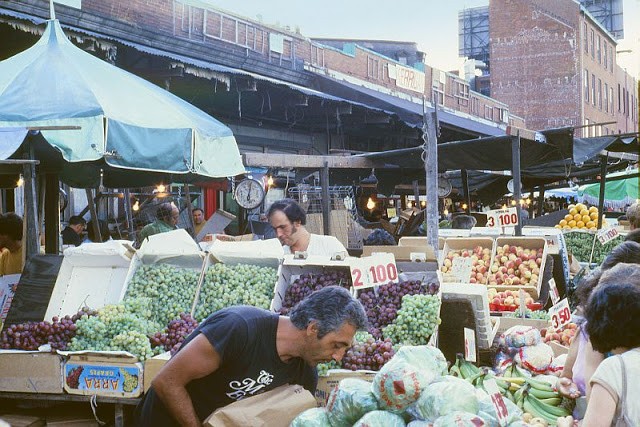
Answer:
604 83 609 112
367 56 380 79
432 89 444 106
596 35 601 63
584 118 590 137
484 105 493 120
471 96 479 115
618 83 621 112
584 69 589 102
610 46 614 71
591 74 596 106
610 86 614 114
590 29 595 59
583 23 588 53
598 79 602 110
603 42 608 69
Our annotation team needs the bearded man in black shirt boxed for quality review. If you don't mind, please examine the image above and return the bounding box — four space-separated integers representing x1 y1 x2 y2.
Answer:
135 286 367 426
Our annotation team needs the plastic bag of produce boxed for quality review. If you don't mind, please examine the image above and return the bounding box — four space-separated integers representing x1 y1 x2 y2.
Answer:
433 411 486 426
326 378 379 427
477 393 522 427
514 342 554 373
546 354 567 376
407 376 479 421
407 421 430 427
373 346 448 413
500 325 541 348
352 410 406 427
290 407 331 427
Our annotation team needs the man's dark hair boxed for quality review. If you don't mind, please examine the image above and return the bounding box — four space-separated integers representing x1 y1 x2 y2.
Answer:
600 241 640 271
451 214 477 230
156 203 174 222
624 228 640 244
192 207 204 214
289 286 367 339
267 198 306 225
0 213 23 241
68 215 86 226
585 263 640 353
87 220 110 242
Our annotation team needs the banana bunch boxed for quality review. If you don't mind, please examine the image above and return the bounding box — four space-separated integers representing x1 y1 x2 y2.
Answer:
450 354 510 394
501 363 570 425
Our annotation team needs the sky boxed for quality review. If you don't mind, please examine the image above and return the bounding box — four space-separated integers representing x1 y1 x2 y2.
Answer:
206 0 640 77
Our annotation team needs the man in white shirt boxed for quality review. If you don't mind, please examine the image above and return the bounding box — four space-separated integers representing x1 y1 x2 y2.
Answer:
267 198 346 256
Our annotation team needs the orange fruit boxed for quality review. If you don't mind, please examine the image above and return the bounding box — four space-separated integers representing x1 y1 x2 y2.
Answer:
580 209 589 216
582 215 591 223
559 219 567 227
568 220 577 228
577 221 585 228
565 214 574 221
586 221 595 228
589 206 598 213
569 208 578 215
590 212 599 220
574 214 582 221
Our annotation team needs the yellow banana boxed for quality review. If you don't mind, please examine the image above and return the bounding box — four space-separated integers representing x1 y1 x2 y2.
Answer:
501 376 526 385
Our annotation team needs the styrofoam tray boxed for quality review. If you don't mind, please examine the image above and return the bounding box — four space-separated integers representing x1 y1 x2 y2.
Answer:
441 283 498 349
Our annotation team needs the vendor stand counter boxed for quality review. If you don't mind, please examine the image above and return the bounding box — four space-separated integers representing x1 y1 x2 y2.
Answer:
0 391 139 427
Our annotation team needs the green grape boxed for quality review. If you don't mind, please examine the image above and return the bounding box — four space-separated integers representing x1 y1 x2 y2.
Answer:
317 360 342 376
382 294 441 346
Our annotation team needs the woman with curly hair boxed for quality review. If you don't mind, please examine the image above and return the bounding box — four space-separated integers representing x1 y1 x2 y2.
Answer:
582 263 640 426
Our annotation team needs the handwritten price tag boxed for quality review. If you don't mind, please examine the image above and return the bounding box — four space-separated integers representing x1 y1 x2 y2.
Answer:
464 327 476 362
484 378 509 426
549 298 572 330
548 278 560 305
350 253 399 290
597 227 619 245
486 207 519 228
451 256 473 283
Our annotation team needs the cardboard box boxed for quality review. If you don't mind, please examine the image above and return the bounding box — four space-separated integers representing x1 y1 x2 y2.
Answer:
0 414 46 427
361 245 436 262
439 237 495 284
0 351 63 393
315 370 377 407
143 351 171 393
195 209 236 242
45 414 99 427
489 237 548 300
61 351 143 398
204 384 315 427
45 241 135 320
492 316 551 334
270 256 353 312
548 341 569 357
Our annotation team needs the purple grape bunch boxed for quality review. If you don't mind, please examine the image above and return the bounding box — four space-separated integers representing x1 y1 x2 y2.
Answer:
150 313 199 356
357 280 439 338
0 307 98 351
279 270 352 315
342 336 396 371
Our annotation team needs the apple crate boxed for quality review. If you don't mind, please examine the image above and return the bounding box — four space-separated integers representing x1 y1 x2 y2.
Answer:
439 237 495 285
487 237 548 300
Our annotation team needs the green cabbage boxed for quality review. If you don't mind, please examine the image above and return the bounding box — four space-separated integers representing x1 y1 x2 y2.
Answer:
290 407 331 427
433 411 486 426
408 376 479 421
353 410 406 427
326 378 378 426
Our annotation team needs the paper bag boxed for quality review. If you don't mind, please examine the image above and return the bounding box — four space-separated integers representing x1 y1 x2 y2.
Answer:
204 384 315 427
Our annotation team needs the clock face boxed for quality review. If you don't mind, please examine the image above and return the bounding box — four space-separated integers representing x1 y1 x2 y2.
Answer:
438 177 452 198
235 179 265 209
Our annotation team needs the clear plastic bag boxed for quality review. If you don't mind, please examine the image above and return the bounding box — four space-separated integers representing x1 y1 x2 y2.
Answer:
289 407 331 427
408 376 479 422
326 378 378 427
433 411 486 426
353 410 406 427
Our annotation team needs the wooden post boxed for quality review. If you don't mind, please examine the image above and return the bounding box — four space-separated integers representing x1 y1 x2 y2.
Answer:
597 155 608 229
44 174 60 253
183 184 195 238
321 161 330 235
85 188 101 242
461 169 471 214
23 161 39 260
123 189 135 241
537 184 545 217
424 111 439 257
511 133 523 236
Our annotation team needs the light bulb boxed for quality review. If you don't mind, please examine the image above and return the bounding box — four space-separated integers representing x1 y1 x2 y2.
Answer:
502 204 508 209
156 184 166 193
16 175 24 187
132 200 140 211
462 203 468 210
366 197 376 210
443 209 449 215
511 200 517 206
267 176 274 187
407 201 413 208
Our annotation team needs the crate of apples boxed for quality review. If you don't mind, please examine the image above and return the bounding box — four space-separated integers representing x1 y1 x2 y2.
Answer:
488 288 541 312
541 323 577 346
488 243 544 288
440 244 493 284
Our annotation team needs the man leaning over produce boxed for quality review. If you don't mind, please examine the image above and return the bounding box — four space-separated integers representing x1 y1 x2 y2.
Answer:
138 202 179 244
134 286 367 426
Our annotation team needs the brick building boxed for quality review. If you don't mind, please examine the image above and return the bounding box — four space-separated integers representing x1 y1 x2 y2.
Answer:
462 0 638 136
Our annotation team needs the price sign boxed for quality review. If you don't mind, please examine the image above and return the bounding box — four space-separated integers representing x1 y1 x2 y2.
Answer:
484 378 509 426
549 298 572 330
451 256 473 283
486 207 519 228
597 227 619 245
518 288 527 318
464 327 476 362
386 207 397 218
350 253 399 290
548 278 560 305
